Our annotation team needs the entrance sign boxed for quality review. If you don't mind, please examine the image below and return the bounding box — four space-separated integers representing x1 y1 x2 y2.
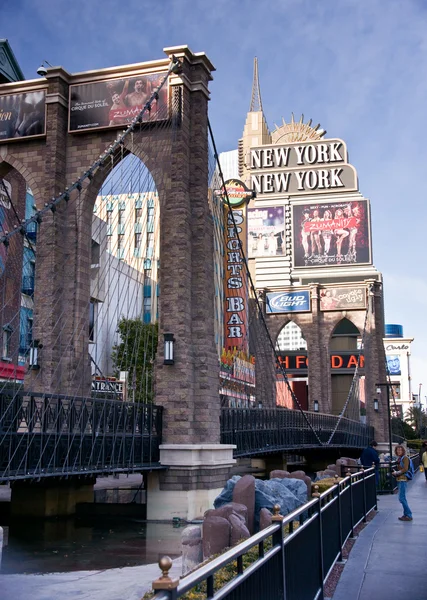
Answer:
224 205 249 351
250 139 358 196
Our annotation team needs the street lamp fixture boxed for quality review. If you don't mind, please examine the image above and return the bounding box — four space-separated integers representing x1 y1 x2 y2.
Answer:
29 339 42 369
373 397 379 412
163 333 175 365
313 400 319 413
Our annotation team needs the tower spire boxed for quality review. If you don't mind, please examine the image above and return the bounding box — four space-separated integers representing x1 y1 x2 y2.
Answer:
249 57 263 113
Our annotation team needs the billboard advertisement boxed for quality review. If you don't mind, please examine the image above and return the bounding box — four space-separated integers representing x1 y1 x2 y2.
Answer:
292 199 371 268
69 72 168 132
266 290 310 313
0 90 46 142
319 286 366 311
386 355 401 376
248 206 285 257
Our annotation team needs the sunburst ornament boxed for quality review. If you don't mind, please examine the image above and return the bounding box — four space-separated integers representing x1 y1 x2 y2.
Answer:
271 114 326 144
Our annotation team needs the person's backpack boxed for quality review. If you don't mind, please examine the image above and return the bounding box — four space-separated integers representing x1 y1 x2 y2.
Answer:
399 456 415 480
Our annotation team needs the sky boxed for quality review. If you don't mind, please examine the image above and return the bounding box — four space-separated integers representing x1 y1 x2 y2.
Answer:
2 0 427 405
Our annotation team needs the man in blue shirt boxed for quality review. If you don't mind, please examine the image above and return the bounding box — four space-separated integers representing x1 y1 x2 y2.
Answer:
360 440 380 483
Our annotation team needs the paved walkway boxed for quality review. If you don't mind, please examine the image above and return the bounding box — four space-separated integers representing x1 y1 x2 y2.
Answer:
333 471 427 599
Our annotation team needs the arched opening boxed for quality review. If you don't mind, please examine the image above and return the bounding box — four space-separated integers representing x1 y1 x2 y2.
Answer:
330 318 362 415
0 163 38 389
275 322 308 409
90 152 159 402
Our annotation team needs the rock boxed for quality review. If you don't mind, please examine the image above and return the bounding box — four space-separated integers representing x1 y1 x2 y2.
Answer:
287 471 312 498
229 513 250 545
327 464 338 474
232 475 256 534
205 502 248 526
316 469 337 481
181 525 202 576
259 508 272 530
324 469 338 477
202 516 231 559
214 476 240 508
254 478 306 529
270 470 290 479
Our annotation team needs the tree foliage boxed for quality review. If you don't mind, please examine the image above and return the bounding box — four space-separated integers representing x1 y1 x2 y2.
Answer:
112 319 158 403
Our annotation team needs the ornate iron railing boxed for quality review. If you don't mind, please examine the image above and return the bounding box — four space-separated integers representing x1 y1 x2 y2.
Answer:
221 407 374 456
150 468 377 600
0 391 163 481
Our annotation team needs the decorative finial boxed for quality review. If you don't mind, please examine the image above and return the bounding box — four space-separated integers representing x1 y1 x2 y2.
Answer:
312 484 320 498
271 503 283 521
152 556 179 591
249 57 263 113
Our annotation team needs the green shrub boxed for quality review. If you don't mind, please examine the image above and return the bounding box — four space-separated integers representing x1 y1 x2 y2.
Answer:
313 477 343 494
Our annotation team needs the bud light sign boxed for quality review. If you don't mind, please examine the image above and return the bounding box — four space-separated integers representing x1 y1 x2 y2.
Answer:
266 290 310 313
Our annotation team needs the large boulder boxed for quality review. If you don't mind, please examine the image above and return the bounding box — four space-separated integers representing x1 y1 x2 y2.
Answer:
259 508 273 530
214 476 240 508
270 470 290 479
287 471 312 498
181 525 202 576
202 516 231 559
205 502 248 527
229 513 250 545
254 478 306 528
232 475 256 533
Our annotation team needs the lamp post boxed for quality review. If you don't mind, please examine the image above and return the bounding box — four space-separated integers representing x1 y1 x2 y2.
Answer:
375 382 396 461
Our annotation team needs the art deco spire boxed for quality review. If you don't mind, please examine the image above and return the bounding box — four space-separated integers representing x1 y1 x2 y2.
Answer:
249 57 263 113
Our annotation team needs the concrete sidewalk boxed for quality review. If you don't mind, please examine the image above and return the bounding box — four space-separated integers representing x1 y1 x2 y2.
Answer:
333 471 427 599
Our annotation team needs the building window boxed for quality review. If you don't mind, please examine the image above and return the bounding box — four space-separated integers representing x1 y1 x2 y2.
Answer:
146 232 154 258
2 324 13 360
134 232 142 251
117 235 125 259
107 212 113 235
147 205 155 233
135 207 142 221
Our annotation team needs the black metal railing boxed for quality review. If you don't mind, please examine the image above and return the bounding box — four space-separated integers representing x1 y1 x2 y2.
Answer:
0 391 163 481
221 408 374 456
150 468 377 600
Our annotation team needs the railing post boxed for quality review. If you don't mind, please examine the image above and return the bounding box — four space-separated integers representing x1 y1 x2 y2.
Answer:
271 504 287 600
152 556 179 600
372 462 378 510
361 466 367 523
312 485 325 600
335 474 344 562
347 469 355 538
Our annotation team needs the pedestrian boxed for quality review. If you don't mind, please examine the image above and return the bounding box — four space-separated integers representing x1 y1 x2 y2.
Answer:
420 441 427 482
360 440 380 482
392 445 413 521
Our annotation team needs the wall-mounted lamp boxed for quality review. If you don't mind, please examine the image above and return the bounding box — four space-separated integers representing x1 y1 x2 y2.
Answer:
373 397 379 412
36 60 53 77
163 333 175 365
29 339 42 369
313 400 319 413
376 387 382 394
